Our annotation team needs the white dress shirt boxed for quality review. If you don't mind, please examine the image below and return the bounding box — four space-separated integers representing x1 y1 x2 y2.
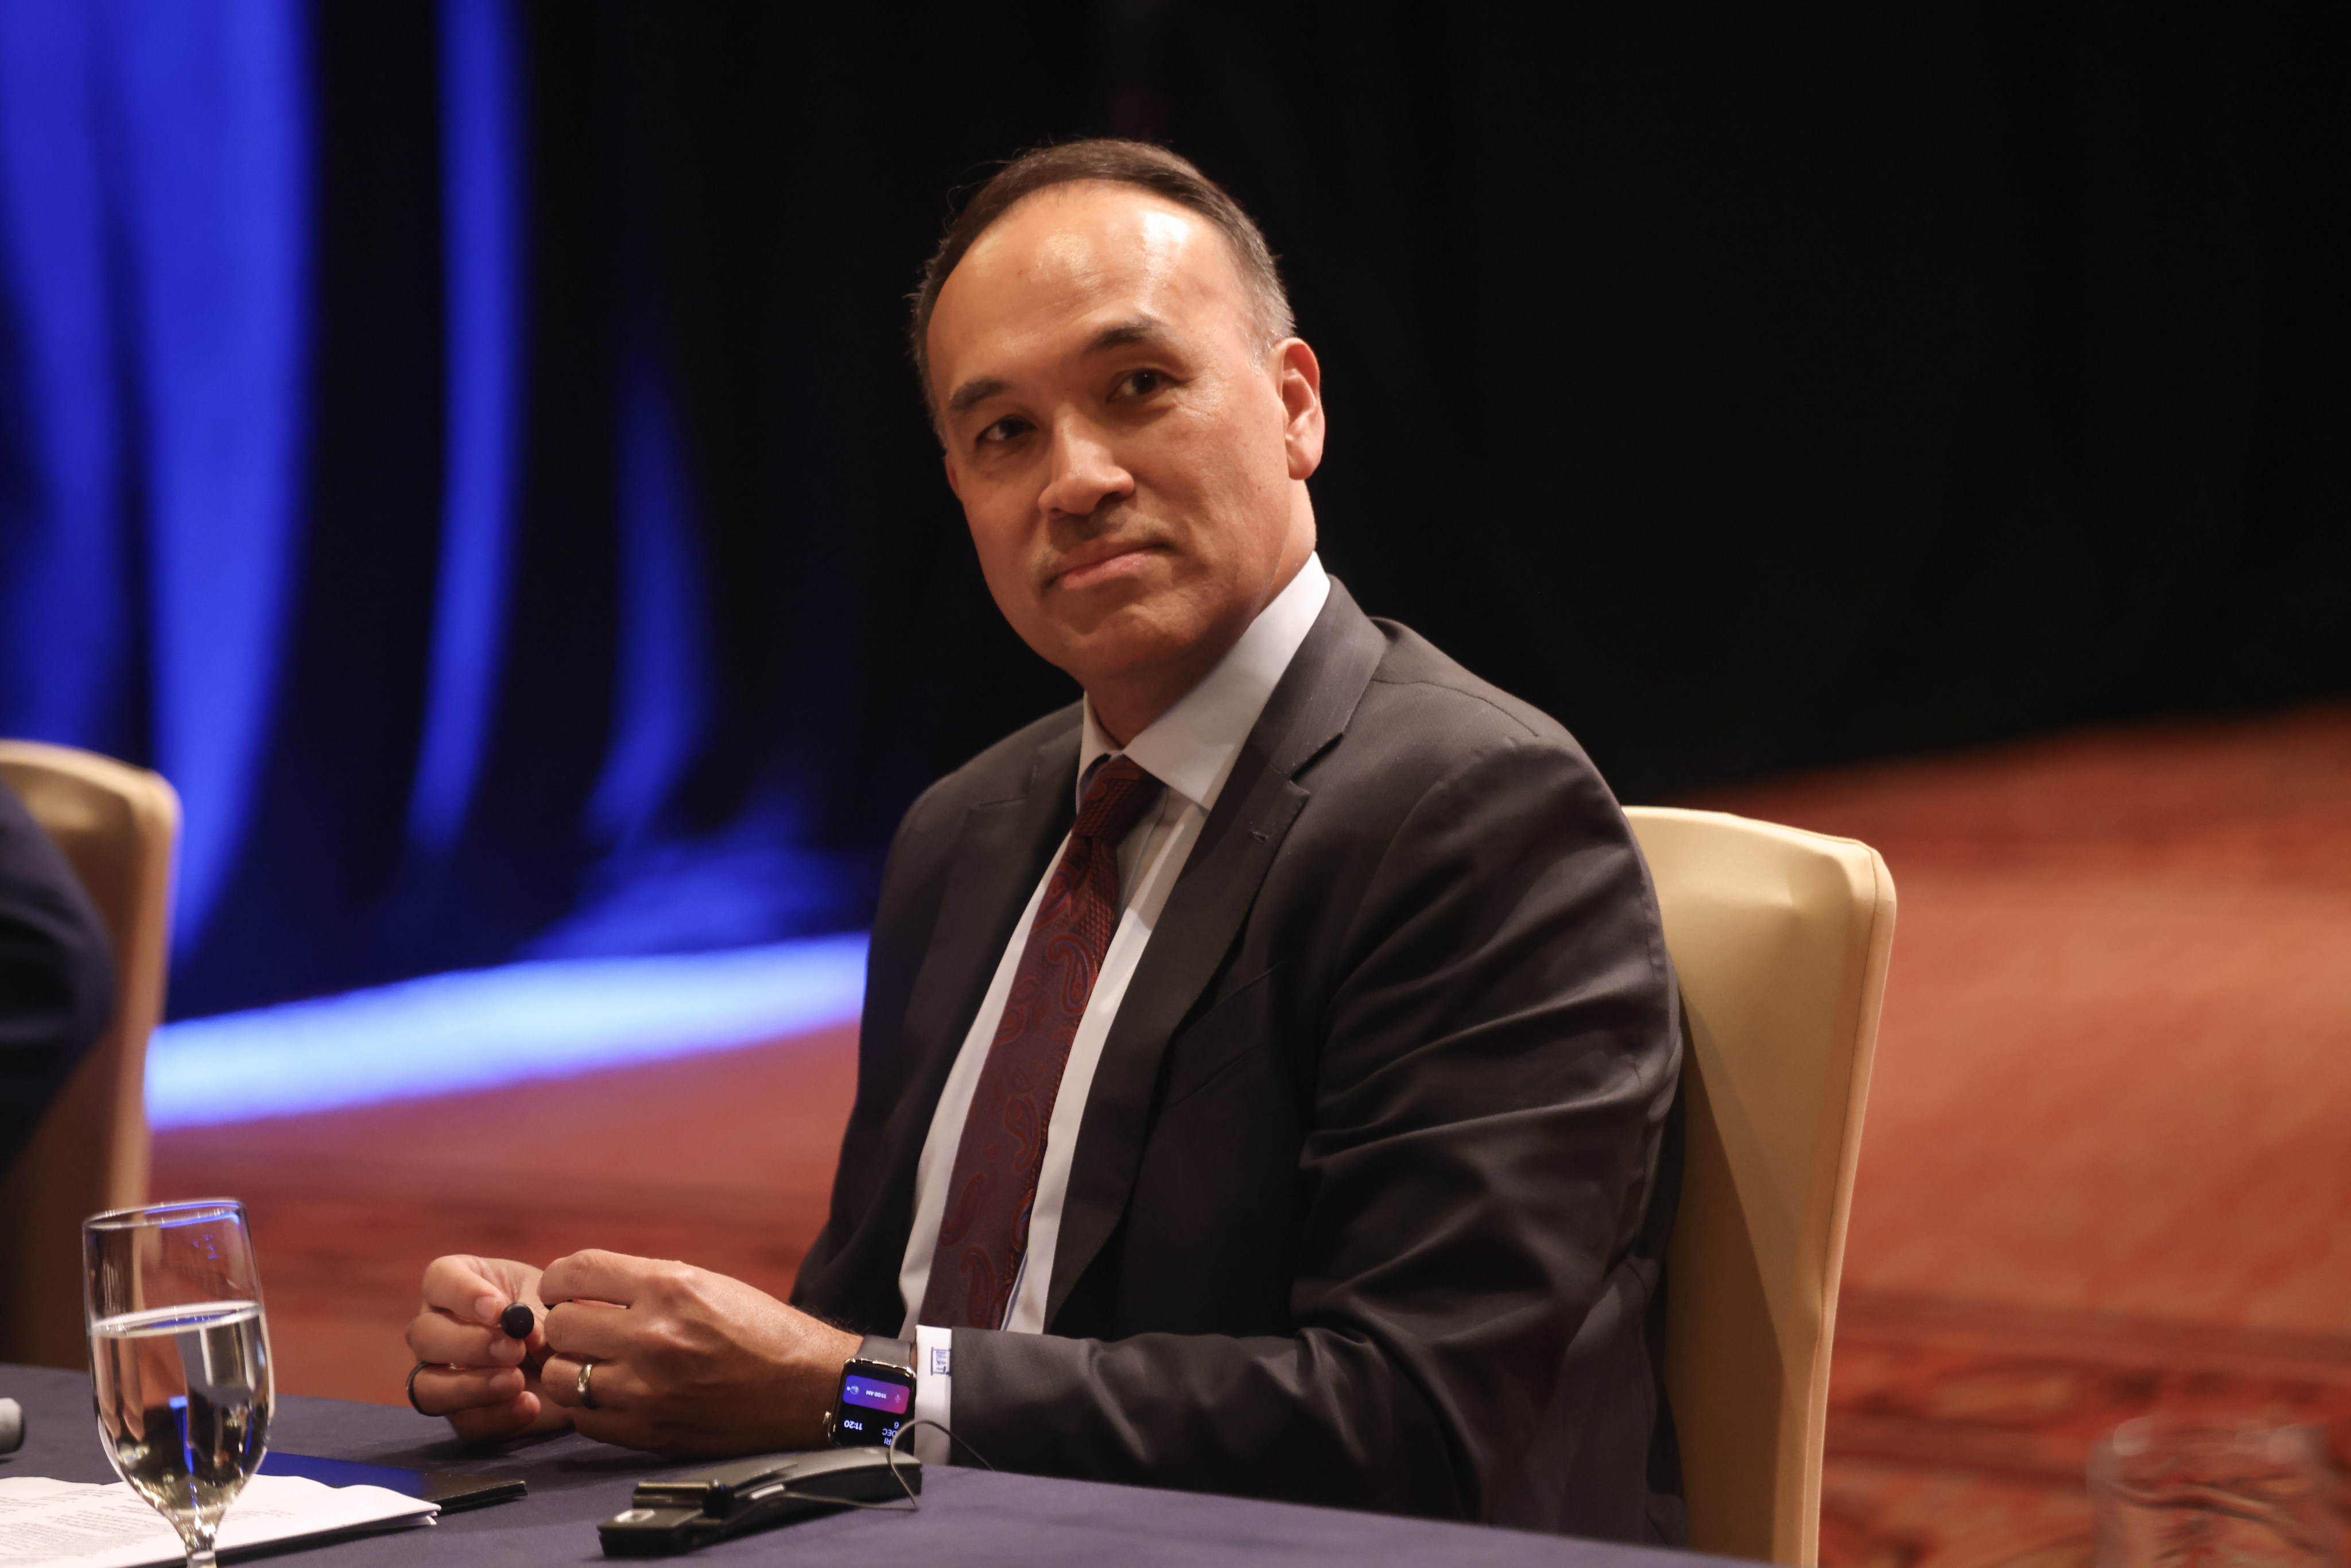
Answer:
894 553 1330 1461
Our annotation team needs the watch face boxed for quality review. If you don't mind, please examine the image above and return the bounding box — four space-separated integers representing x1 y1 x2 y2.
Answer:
831 1364 915 1449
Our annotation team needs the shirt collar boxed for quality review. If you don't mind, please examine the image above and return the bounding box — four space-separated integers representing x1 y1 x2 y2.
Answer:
1078 552 1330 814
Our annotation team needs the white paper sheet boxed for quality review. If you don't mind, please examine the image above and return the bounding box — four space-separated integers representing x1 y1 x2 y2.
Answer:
0 1473 435 1566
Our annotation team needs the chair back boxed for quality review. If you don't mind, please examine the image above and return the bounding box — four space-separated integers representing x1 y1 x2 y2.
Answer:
1624 806 1894 1567
0 740 179 1367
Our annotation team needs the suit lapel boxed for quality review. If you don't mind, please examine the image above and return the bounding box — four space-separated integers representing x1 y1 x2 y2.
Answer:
1046 581 1388 1324
864 725 1079 1247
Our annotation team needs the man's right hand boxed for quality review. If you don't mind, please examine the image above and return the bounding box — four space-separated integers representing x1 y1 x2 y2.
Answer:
404 1255 573 1442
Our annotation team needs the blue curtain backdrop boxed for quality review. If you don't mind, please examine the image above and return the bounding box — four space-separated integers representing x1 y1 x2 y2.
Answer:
2 1 2342 1020
0 0 311 969
0 0 937 1018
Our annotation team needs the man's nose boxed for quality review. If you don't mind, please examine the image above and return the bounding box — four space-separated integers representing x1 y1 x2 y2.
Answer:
1038 414 1133 521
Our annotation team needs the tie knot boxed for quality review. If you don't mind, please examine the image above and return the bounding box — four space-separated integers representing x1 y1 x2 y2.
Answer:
1074 755 1164 845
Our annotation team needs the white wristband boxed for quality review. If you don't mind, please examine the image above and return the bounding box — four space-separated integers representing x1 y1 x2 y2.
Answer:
912 1324 953 1465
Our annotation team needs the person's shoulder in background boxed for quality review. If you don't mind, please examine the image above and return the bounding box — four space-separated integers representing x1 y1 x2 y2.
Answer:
870 700 1084 916
0 778 117 1170
897 701 1084 842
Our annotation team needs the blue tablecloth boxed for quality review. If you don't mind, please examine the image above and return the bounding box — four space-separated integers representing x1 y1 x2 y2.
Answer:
2 1361 1716 1566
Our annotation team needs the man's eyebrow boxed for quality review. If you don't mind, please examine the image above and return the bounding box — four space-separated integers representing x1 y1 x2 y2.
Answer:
1083 316 1169 355
944 377 1010 419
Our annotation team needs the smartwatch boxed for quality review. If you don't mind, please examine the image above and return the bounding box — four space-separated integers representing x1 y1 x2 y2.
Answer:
825 1335 917 1449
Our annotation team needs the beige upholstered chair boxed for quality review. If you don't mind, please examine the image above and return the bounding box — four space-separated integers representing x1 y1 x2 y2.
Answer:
1624 806 1895 1567
0 740 180 1368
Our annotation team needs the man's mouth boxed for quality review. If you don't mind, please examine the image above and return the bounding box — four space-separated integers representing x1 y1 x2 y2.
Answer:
1048 539 1160 593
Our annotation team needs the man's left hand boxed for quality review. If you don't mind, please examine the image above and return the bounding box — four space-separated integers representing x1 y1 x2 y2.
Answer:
535 1248 859 1456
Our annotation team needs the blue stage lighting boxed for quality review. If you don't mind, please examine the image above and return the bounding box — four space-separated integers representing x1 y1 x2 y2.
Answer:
148 932 868 1128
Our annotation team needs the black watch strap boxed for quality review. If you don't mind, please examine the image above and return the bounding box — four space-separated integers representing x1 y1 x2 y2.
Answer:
856 1334 914 1375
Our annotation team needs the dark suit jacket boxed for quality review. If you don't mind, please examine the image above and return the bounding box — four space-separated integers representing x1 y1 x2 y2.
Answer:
794 582 1685 1542
0 778 115 1171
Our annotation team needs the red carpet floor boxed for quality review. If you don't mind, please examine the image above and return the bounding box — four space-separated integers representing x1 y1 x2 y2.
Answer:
153 703 2351 1565
1691 704 2351 1567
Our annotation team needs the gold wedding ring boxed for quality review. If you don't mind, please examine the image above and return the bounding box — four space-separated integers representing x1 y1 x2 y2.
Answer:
576 1357 600 1410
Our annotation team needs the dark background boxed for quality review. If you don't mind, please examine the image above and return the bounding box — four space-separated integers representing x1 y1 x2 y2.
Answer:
2 0 2343 1018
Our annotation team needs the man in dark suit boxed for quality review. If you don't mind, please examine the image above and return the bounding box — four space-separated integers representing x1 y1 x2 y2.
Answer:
408 140 1683 1543
0 775 115 1173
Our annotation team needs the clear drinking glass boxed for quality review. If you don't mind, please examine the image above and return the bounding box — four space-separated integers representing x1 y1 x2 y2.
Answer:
83 1199 274 1568
2091 1417 2345 1568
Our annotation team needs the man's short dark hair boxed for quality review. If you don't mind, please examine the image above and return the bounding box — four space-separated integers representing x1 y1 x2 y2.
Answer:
909 139 1295 426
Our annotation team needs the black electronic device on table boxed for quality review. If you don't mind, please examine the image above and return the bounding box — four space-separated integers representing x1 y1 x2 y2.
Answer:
258 1450 527 1511
599 1447 920 1557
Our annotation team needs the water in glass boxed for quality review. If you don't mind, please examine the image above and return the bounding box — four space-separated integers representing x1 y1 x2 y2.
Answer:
83 1201 274 1568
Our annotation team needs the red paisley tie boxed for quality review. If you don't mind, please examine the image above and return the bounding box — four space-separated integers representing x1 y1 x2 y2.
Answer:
918 755 1166 1330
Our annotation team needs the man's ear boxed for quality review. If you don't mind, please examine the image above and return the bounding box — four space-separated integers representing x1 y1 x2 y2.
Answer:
1277 338 1325 482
